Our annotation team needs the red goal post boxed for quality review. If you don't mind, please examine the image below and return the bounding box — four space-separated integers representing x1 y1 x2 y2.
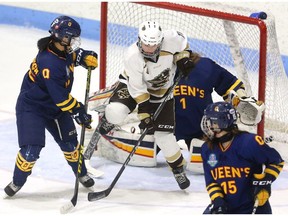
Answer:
99 2 288 143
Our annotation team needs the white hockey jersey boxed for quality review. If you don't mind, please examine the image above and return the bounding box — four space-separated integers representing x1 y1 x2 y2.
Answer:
121 29 189 104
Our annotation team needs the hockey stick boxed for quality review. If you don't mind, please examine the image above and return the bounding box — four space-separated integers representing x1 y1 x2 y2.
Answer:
82 83 120 177
60 67 92 214
252 199 259 214
84 82 119 159
88 73 184 202
83 120 105 178
83 117 103 160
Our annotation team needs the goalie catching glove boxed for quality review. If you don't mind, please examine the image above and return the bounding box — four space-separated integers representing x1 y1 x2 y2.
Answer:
228 90 265 126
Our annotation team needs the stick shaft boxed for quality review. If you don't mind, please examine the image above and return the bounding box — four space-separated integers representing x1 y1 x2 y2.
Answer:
88 74 183 201
70 67 92 206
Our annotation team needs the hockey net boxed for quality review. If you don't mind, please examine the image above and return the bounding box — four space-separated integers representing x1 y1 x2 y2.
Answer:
99 2 288 146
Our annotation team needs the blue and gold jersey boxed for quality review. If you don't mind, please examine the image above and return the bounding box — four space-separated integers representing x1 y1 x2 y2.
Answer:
201 133 284 213
16 43 81 118
174 57 244 140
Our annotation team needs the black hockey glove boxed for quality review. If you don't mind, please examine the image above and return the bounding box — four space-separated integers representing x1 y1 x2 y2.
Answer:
209 197 228 214
71 102 92 129
138 100 155 134
75 48 98 70
252 173 272 206
139 115 154 134
175 50 195 78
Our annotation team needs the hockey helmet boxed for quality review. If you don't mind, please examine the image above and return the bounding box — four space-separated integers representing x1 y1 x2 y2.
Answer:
138 21 164 61
49 15 81 53
201 102 238 139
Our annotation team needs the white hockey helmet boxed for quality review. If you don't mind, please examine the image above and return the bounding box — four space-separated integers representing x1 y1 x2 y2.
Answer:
138 21 164 61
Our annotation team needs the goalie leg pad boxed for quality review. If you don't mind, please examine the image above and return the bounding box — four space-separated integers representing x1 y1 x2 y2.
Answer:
105 102 131 125
186 138 204 174
97 128 157 167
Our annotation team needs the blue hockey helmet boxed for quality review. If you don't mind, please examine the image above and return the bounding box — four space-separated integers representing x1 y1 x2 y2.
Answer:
201 102 238 139
49 16 81 53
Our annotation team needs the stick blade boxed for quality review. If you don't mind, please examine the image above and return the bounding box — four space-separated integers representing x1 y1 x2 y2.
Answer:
60 201 75 214
85 159 104 178
88 190 109 201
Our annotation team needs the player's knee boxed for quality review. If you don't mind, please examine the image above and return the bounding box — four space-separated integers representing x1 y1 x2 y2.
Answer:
58 139 78 151
60 142 80 163
19 145 42 161
17 145 42 172
105 102 130 124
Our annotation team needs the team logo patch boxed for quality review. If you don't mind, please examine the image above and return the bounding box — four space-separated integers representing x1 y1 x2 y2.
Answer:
117 88 130 99
148 68 170 88
207 153 218 167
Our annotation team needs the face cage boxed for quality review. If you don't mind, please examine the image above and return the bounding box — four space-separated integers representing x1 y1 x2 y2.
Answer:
138 39 162 61
66 36 81 53
201 115 216 140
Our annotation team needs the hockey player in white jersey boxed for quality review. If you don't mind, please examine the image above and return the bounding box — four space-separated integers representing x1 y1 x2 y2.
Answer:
99 21 195 190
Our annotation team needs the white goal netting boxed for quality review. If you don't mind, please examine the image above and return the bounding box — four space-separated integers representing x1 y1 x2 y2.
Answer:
99 2 288 153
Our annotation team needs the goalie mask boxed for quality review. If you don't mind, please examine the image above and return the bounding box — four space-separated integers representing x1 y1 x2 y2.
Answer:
49 16 81 53
201 102 238 140
138 21 164 62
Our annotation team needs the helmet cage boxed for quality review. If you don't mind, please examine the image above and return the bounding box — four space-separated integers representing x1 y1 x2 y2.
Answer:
137 38 163 61
201 115 215 140
137 21 164 61
201 102 237 139
67 36 81 53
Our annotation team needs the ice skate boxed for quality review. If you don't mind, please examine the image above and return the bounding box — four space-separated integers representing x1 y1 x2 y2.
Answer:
4 182 22 198
172 166 190 190
79 174 95 189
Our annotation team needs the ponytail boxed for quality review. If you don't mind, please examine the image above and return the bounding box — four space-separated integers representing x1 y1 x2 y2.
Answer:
37 36 52 52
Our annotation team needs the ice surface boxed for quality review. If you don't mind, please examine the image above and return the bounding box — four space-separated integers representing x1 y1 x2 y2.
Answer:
0 24 287 216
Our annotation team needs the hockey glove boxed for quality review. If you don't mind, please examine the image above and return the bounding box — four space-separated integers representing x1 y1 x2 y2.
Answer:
138 100 154 134
174 50 195 78
139 115 154 134
237 96 265 126
228 90 265 126
252 173 273 206
75 48 98 70
71 102 92 129
209 197 228 214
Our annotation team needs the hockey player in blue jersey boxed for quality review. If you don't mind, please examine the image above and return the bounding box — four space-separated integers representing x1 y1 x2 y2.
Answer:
4 15 98 197
201 102 284 214
174 53 265 172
